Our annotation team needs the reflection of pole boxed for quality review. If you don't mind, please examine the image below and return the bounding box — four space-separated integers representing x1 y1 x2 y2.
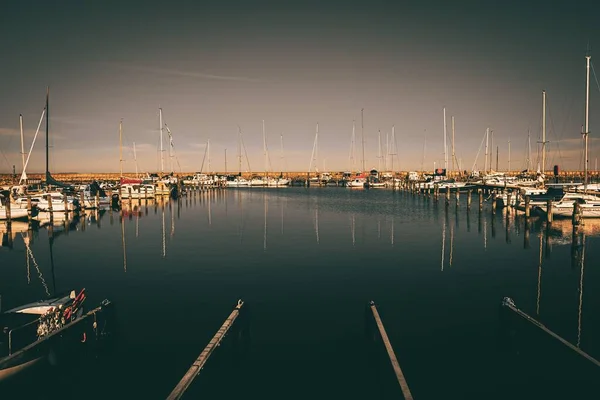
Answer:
121 215 127 272
536 233 543 317
577 234 586 348
441 219 446 271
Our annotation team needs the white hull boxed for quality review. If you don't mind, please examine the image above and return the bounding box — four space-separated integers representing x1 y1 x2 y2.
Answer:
0 207 29 220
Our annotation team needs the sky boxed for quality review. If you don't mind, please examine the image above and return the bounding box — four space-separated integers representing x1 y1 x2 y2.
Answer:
1 0 600 175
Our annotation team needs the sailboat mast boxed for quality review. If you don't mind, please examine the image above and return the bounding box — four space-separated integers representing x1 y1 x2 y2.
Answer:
263 120 267 177
443 107 448 172
361 108 365 172
584 55 590 189
451 115 455 174
207 139 211 174
542 90 547 175
527 129 531 172
508 138 511 173
45 87 49 178
133 141 139 177
391 125 395 176
378 130 382 172
484 128 489 174
19 114 25 174
350 120 356 172
119 119 123 177
224 148 227 174
238 126 242 174
280 134 284 174
159 108 164 174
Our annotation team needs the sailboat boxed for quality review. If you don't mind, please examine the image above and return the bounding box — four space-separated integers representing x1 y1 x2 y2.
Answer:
547 54 600 218
226 126 251 187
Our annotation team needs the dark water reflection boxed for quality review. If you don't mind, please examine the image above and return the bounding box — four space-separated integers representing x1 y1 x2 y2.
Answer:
1 188 600 399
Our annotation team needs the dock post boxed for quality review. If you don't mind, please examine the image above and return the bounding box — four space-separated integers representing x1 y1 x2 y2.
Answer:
67 193 71 213
506 191 512 209
445 188 450 207
524 195 530 218
546 200 553 223
467 189 472 209
455 189 459 207
27 195 32 222
95 191 100 209
491 192 497 214
478 189 483 211
572 202 582 226
166 300 244 400
5 198 11 224
47 194 53 222
369 301 413 400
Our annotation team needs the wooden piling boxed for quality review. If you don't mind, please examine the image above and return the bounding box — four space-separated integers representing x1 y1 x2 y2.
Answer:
501 297 600 368
455 189 459 206
491 192 497 214
467 190 472 208
65 193 70 213
166 300 245 400
506 192 512 209
478 189 483 211
546 199 553 223
5 197 11 223
26 195 32 222
524 195 530 218
445 188 450 207
572 202 582 226
46 194 53 213
369 301 413 400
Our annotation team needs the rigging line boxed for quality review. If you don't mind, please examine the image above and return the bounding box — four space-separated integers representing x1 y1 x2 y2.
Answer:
545 95 565 169
21 233 51 297
591 61 600 94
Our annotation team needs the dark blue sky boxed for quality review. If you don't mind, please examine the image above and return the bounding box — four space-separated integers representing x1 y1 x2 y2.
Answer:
1 0 599 173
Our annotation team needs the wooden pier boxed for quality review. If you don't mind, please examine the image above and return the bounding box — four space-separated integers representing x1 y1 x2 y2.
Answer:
166 299 244 400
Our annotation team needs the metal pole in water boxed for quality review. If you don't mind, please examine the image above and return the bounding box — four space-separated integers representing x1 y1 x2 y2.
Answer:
501 297 600 368
166 300 245 400
369 301 414 400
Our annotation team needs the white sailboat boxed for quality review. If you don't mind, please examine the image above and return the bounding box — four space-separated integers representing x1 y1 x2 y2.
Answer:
549 54 600 218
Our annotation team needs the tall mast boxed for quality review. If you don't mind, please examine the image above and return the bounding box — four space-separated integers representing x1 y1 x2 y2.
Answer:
280 134 284 173
238 126 242 174
377 130 382 172
19 114 26 174
542 90 547 175
350 120 356 172
584 55 591 189
443 108 448 172
361 108 365 172
119 119 123 177
496 146 499 171
527 129 531 172
391 125 395 176
451 115 455 174
490 130 494 172
263 119 267 177
45 86 49 177
508 138 511 173
159 108 164 174
484 128 489 174
133 141 139 177
224 148 227 174
207 139 211 174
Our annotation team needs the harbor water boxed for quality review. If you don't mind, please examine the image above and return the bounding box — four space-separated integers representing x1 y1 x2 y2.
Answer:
1 187 600 399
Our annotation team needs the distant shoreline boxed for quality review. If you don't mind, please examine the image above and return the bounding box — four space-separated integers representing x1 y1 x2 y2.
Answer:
1 170 599 185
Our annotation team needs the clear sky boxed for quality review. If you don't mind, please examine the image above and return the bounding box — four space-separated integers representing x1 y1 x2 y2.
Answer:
1 0 599 174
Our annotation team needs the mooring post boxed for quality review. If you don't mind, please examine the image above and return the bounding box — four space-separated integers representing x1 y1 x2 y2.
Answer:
572 202 582 226
455 189 459 207
501 297 600 368
546 199 553 223
27 195 32 222
369 301 413 400
5 198 11 224
524 195 531 218
166 300 245 400
445 188 450 207
478 189 483 211
506 192 512 209
467 189 472 209
491 192 497 214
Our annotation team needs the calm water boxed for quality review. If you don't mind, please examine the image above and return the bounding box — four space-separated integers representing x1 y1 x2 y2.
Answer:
1 187 600 399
